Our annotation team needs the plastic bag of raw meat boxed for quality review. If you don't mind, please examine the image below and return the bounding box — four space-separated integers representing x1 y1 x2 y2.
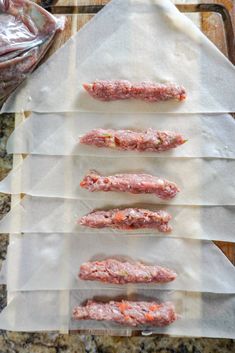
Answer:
0 0 65 103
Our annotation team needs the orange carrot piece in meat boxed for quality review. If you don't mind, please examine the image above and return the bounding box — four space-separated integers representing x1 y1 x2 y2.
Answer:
145 313 155 321
114 212 126 221
118 302 129 313
149 304 160 311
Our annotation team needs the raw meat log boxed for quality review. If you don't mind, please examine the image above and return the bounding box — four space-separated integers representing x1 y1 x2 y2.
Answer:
80 128 186 152
83 80 186 102
0 0 64 102
80 171 180 200
79 259 177 284
80 208 172 232
73 300 177 327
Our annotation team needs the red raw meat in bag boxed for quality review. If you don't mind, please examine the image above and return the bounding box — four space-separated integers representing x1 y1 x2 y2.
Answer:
0 0 64 103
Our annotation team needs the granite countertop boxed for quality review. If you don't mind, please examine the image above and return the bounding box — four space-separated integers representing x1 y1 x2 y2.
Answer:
0 114 234 352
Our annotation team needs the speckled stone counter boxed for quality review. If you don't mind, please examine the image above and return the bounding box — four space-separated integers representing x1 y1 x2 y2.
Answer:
0 114 234 353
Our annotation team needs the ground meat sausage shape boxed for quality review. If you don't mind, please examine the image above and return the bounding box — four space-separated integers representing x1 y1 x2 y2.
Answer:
83 80 186 102
73 300 177 327
79 259 177 284
80 128 187 152
80 171 180 200
79 208 172 233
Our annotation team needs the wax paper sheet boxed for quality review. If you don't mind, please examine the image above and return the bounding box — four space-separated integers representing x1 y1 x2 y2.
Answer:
6 112 235 158
0 195 234 242
0 289 235 338
2 0 235 113
4 233 235 293
0 290 69 332
0 155 234 205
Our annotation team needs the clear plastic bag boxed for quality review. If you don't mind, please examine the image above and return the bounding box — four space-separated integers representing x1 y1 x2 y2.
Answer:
0 0 65 103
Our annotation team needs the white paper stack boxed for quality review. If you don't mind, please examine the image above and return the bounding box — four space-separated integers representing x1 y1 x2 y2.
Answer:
0 0 235 336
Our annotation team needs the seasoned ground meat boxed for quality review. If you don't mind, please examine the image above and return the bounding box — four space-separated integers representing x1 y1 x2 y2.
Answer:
79 208 172 232
73 300 177 327
79 259 177 284
0 47 38 101
83 80 186 102
80 128 186 152
80 171 179 200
